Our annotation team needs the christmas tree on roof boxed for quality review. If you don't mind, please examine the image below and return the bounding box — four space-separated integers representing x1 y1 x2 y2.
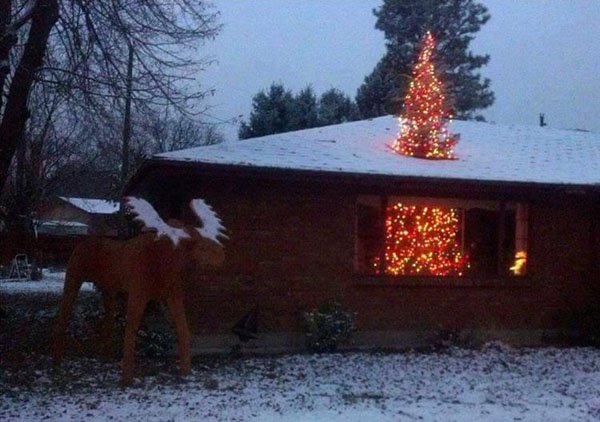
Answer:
392 31 459 160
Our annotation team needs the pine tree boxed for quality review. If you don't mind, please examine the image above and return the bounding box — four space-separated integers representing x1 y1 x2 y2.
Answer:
289 86 319 131
317 89 360 126
239 85 360 139
356 0 494 120
393 31 458 160
355 60 396 119
238 84 295 139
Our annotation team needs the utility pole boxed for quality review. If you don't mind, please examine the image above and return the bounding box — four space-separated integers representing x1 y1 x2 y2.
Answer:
121 44 134 188
119 44 134 238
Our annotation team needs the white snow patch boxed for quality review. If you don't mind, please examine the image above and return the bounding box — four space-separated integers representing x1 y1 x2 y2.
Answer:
38 220 88 228
2 346 600 420
190 198 227 245
60 197 120 215
0 271 94 294
125 196 190 246
156 116 600 187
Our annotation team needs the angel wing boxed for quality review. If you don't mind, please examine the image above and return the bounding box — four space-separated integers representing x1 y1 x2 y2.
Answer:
190 199 228 246
124 197 190 246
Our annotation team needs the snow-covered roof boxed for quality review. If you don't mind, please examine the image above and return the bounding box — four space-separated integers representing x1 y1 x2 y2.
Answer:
155 116 600 187
59 197 119 214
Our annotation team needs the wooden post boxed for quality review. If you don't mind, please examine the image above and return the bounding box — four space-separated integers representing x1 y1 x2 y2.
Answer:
514 204 529 275
379 195 388 274
497 202 506 276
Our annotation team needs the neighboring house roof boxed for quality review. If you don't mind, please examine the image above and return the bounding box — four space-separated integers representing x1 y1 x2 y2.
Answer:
154 116 600 188
59 197 119 215
39 220 89 228
36 220 89 236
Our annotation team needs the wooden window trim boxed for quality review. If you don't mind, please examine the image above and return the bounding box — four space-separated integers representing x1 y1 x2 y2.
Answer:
353 274 535 288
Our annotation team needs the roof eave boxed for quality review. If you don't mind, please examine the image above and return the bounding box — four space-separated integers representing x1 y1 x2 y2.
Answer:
127 157 600 197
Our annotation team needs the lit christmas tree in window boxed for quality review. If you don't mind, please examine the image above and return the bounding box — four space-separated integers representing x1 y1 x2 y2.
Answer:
392 31 459 160
377 203 469 276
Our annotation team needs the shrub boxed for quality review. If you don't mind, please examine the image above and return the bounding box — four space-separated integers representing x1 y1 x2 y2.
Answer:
304 301 355 352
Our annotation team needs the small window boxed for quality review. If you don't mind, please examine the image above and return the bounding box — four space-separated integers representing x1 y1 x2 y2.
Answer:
355 196 528 277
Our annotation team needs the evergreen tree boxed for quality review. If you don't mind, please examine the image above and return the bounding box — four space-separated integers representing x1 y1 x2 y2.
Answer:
356 0 494 120
289 86 319 131
318 88 360 126
355 60 397 119
239 85 360 139
238 84 295 139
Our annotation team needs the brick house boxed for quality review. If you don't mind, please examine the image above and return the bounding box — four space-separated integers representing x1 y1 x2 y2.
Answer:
127 116 600 352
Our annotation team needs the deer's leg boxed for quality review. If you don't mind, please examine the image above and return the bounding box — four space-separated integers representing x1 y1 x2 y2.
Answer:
100 291 117 360
52 273 83 366
166 295 191 376
121 294 147 386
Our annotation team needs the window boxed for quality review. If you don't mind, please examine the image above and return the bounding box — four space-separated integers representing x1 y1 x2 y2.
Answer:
356 195 528 277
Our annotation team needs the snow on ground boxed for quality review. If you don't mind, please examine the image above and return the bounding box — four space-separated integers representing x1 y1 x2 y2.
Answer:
2 272 600 421
2 345 600 421
0 270 94 294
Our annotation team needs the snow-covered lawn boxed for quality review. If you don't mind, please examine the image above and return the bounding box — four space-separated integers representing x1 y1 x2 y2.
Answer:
2 272 600 421
2 345 600 420
0 270 94 294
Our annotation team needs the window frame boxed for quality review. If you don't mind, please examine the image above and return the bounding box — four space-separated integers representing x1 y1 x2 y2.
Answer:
354 194 529 280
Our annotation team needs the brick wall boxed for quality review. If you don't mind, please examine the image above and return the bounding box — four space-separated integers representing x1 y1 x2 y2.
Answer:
135 170 599 348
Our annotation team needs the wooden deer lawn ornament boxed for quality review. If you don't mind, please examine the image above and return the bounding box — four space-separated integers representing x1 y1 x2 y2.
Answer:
53 197 226 385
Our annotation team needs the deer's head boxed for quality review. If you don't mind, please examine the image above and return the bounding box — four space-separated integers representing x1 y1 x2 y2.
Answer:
125 196 227 267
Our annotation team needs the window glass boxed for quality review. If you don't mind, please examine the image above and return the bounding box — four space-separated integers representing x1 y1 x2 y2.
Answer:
356 196 527 277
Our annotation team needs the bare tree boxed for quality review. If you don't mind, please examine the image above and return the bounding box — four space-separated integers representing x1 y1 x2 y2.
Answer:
96 110 224 198
0 0 221 192
7 79 82 216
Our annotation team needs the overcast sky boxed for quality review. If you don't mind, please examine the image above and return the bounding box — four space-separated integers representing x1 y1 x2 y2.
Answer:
198 0 600 140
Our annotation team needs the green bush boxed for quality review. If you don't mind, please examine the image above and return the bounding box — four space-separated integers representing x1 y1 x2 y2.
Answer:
304 301 355 352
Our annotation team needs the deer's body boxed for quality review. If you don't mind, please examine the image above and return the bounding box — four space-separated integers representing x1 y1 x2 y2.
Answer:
53 198 225 385
66 234 193 298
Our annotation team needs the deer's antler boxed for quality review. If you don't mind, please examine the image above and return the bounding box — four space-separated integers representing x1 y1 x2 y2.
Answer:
124 197 190 246
189 199 228 245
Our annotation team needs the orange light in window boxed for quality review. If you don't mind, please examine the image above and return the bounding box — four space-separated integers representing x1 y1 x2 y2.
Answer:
510 251 527 276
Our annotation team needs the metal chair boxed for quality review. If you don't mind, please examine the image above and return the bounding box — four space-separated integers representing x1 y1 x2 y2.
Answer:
8 254 31 281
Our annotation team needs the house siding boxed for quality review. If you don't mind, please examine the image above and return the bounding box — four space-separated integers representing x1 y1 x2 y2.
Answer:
132 167 599 351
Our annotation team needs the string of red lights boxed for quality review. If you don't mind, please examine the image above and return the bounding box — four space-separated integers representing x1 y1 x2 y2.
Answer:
375 203 469 276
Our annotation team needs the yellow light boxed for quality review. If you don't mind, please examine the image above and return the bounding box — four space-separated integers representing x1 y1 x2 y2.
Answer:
510 251 527 276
